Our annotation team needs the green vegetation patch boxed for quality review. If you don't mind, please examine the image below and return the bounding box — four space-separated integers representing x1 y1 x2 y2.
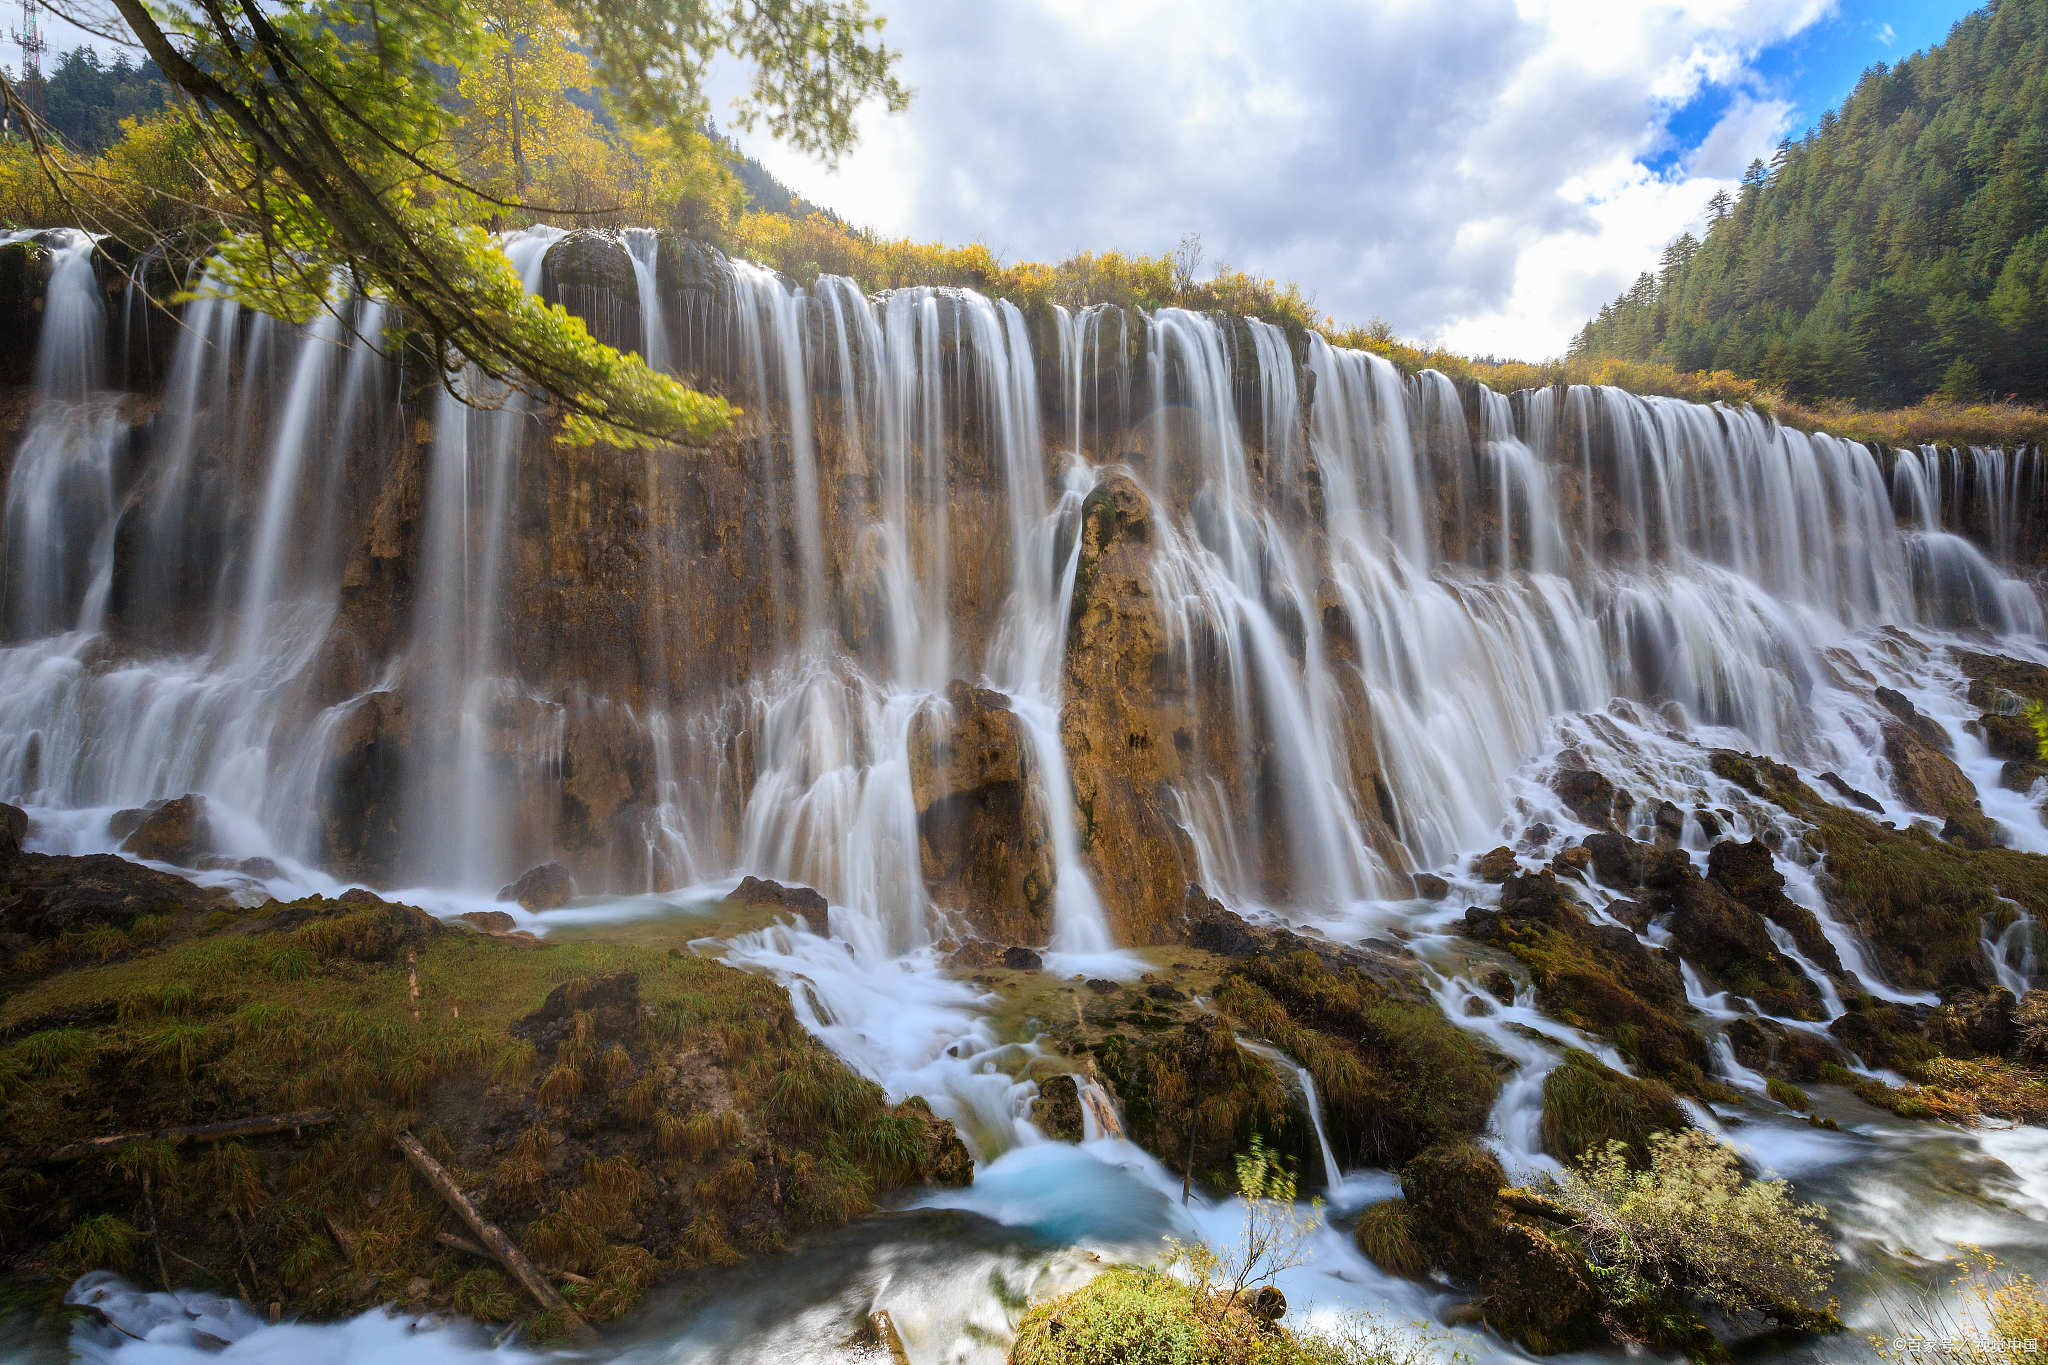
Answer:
0 891 966 1336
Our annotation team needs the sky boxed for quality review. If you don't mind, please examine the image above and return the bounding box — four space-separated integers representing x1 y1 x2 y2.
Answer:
715 0 1982 359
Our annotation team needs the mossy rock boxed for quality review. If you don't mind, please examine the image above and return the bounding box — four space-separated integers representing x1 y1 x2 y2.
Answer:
1352 1198 1427 1278
1540 1048 1690 1166
1090 1015 1314 1184
1482 1222 1604 1355
0 851 971 1327
1215 950 1502 1167
1709 749 2048 991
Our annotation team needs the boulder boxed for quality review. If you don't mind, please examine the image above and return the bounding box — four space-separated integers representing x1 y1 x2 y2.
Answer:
1725 1016 1840 1080
1552 765 1630 831
1472 847 1519 882
459 909 518 933
1818 771 1884 811
1650 800 1685 844
1001 945 1044 971
1876 687 1952 753
1410 872 1450 900
1882 722 1980 820
1581 832 1645 887
0 851 215 939
121 794 212 865
725 875 827 915
106 804 153 841
496 862 576 912
1706 838 1843 976
1924 987 2017 1057
1030 1073 1085 1141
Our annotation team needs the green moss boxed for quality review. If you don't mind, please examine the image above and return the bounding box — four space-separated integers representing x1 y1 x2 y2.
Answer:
1353 1199 1427 1279
1540 1049 1689 1166
1217 952 1500 1167
1765 1078 1810 1111
1710 748 2048 989
1012 1266 1211 1365
1499 927 1712 1091
0 891 964 1322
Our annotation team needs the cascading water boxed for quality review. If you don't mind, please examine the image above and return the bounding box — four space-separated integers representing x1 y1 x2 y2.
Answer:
6 224 2048 1363
2 230 123 640
403 225 565 889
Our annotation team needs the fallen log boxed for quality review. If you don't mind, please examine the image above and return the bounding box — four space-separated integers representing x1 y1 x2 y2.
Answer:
434 1230 489 1258
393 1131 596 1343
48 1110 338 1161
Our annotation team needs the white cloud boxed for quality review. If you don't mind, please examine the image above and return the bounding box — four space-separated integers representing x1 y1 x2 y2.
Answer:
715 0 1833 358
1877 21 1897 45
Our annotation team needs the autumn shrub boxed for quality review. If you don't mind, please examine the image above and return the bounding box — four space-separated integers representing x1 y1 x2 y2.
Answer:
1542 1129 1836 1318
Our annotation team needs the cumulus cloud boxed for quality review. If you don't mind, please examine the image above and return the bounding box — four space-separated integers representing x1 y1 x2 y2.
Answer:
718 0 1833 357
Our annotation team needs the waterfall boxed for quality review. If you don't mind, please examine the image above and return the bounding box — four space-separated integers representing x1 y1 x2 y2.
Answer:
0 223 2041 966
2 230 123 640
405 225 562 889
1985 898 2042 997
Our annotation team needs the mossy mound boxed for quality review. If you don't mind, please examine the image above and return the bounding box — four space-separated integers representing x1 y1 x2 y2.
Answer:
1465 871 1715 1092
1215 950 1503 1168
0 862 969 1337
1009 1263 1443 1365
1393 1143 1607 1355
1075 905 1495 1186
1709 748 2048 991
1091 1015 1315 1187
1539 1049 1690 1166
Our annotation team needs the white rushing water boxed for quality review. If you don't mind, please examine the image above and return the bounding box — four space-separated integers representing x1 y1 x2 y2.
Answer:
1 227 2045 1363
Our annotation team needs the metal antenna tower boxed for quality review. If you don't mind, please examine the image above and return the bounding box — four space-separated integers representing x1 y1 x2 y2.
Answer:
11 0 46 119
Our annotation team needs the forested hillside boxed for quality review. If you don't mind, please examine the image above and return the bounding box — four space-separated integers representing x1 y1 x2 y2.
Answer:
1573 0 2048 405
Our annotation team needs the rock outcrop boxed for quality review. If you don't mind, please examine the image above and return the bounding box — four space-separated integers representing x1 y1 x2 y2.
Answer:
908 681 1054 945
498 862 577 912
119 794 212 865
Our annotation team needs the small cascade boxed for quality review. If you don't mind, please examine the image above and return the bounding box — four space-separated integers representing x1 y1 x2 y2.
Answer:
404 225 562 888
2 230 123 639
1764 920 1848 1019
621 227 670 375
1985 898 2042 997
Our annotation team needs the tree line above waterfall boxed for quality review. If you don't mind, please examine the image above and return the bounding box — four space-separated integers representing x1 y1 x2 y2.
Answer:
0 0 911 449
6 0 2047 448
1574 0 2048 412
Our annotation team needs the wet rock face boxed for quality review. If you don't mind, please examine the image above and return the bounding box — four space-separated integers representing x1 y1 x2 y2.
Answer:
1552 766 1628 830
319 690 409 883
120 794 212 864
1059 474 1197 944
909 681 1055 945
498 862 576 912
1726 1015 1840 1080
1882 717 1980 821
1466 869 1707 1086
1706 838 1844 977
1712 748 2039 991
